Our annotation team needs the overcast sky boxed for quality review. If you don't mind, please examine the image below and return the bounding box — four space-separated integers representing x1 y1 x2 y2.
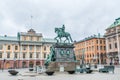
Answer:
0 0 120 41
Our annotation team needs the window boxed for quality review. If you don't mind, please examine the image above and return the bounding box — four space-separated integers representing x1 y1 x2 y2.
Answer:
96 40 98 44
8 45 10 50
23 46 27 50
30 36 33 41
101 53 103 58
97 46 98 50
15 53 17 58
29 46 33 50
115 43 117 48
97 53 99 57
109 44 112 49
100 46 102 50
100 40 102 44
93 54 94 57
44 53 46 58
0 45 3 50
87 47 88 51
0 53 2 58
104 46 106 50
7 53 10 58
92 46 94 50
23 53 26 58
15 46 18 50
90 54 91 57
44 46 46 51
36 46 40 51
104 41 105 44
30 53 33 58
36 53 39 58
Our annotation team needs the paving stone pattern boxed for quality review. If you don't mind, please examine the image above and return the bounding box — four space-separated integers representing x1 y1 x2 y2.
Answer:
0 68 120 80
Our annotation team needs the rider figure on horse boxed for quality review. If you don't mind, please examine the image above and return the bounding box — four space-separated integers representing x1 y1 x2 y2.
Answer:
54 25 73 43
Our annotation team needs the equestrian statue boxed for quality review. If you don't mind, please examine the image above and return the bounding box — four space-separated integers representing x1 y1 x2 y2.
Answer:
44 25 77 75
54 25 73 43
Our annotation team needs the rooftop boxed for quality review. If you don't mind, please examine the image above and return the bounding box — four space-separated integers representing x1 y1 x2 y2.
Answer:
0 35 55 43
19 29 42 36
0 35 18 41
107 17 120 29
75 33 104 43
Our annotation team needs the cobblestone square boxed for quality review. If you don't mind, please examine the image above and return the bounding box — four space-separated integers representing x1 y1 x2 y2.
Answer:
0 67 120 80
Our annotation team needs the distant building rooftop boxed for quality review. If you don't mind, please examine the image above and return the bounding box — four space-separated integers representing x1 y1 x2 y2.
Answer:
19 29 42 36
0 29 56 43
0 35 18 41
75 33 104 44
0 35 55 43
107 17 120 29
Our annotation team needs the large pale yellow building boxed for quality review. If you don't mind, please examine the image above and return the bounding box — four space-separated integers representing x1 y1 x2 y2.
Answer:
74 34 106 64
0 29 56 69
105 17 120 65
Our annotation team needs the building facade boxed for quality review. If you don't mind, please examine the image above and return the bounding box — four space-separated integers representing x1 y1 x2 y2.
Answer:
0 29 56 69
104 18 120 65
74 34 106 64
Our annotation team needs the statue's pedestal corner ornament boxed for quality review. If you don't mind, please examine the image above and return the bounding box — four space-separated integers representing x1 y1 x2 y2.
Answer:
45 25 77 75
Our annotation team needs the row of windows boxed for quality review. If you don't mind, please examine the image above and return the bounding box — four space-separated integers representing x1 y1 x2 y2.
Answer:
96 40 105 44
23 36 40 41
76 46 106 54
109 43 117 49
76 53 106 58
0 45 18 50
76 40 105 47
108 36 117 42
23 53 40 58
0 45 42 51
0 53 41 58
97 46 106 50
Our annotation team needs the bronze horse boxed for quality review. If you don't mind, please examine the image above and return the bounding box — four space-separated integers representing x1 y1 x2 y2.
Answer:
54 26 73 43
